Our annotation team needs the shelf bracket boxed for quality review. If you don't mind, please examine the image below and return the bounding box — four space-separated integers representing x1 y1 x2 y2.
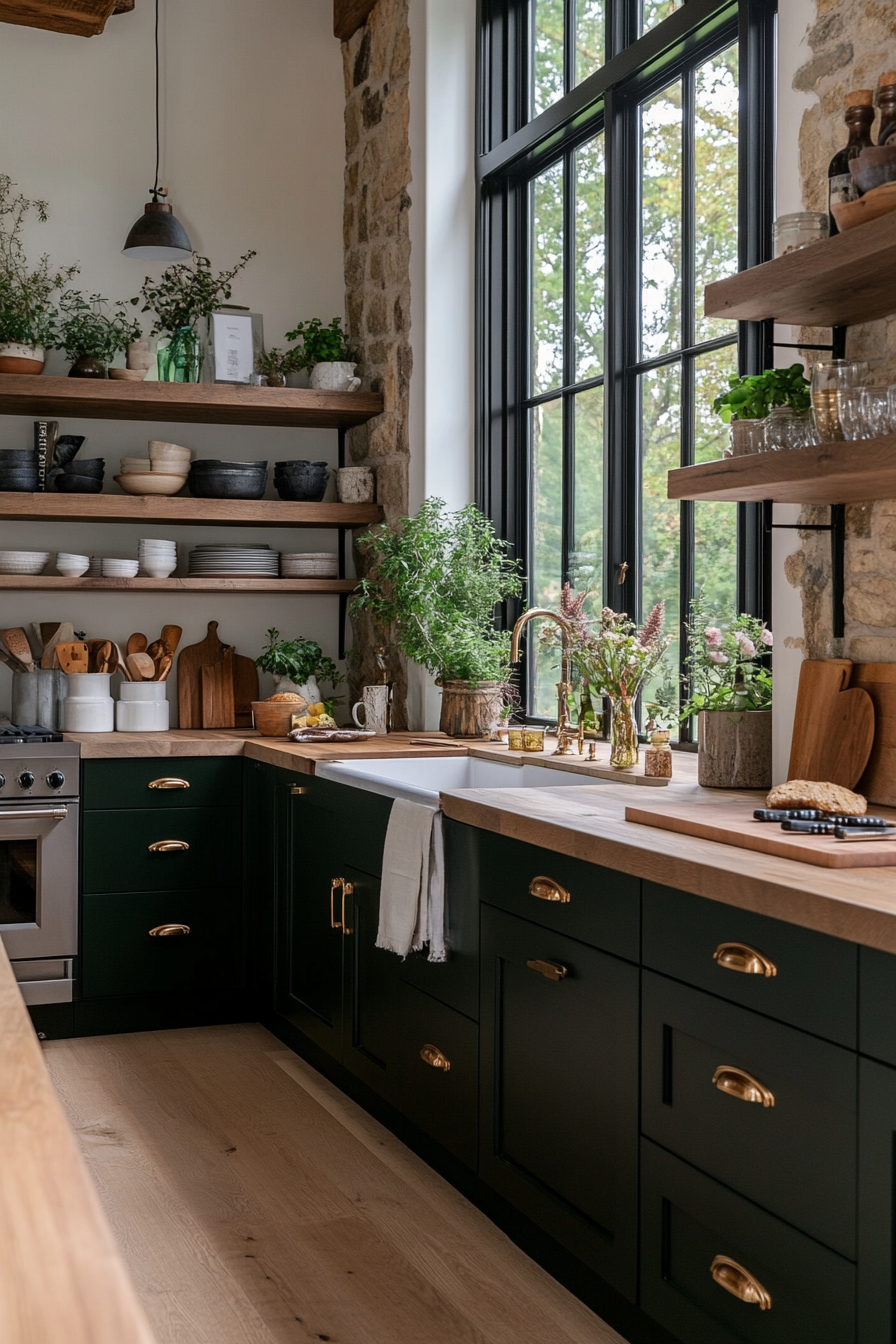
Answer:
766 501 845 640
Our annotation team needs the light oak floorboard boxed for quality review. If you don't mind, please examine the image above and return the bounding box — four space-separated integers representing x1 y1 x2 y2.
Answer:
45 1023 627 1344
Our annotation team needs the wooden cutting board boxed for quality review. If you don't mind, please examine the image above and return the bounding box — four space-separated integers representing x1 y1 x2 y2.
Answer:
232 653 259 728
852 663 896 806
788 658 875 789
200 649 236 729
177 622 231 729
625 799 896 868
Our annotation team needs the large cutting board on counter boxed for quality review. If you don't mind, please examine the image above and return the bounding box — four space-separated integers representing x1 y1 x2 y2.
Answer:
625 799 896 868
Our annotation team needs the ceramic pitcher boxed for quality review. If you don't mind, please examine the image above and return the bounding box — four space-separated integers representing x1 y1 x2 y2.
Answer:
310 361 361 393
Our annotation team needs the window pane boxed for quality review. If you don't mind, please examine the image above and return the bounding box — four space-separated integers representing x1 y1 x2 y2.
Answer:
695 344 736 465
530 398 564 716
572 385 603 596
640 362 681 712
575 133 605 383
641 81 683 360
694 45 739 344
694 346 737 613
532 161 565 396
575 0 605 87
641 0 681 36
533 0 565 117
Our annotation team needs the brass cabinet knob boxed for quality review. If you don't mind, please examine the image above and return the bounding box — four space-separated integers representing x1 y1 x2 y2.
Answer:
710 1255 772 1310
529 876 571 904
526 958 568 981
148 840 190 853
291 785 308 796
148 778 190 790
149 924 191 937
712 1065 775 1108
713 942 777 978
420 1044 451 1072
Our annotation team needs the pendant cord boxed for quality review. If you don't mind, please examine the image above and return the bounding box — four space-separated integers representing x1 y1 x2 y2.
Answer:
152 0 160 200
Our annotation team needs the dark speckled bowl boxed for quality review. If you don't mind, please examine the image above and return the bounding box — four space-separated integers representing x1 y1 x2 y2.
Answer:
54 472 103 494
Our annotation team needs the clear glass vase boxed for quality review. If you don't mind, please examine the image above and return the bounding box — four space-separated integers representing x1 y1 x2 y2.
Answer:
609 695 639 769
157 325 203 383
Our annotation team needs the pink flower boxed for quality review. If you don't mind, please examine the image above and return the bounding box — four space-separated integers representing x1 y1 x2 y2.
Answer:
708 650 729 665
704 626 723 646
735 633 756 658
760 628 773 647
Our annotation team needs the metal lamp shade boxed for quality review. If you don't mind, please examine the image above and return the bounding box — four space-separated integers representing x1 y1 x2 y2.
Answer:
122 202 192 261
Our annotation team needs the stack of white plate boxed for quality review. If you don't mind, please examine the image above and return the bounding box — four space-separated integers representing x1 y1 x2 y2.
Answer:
101 558 140 579
0 550 51 575
139 538 177 579
187 544 280 578
86 556 103 577
281 552 339 578
56 552 89 577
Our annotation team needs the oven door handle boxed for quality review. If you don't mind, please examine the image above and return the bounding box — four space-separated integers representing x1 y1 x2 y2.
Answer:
1 807 68 821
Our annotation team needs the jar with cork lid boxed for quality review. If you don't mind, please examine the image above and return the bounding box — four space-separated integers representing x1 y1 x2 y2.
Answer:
644 728 673 779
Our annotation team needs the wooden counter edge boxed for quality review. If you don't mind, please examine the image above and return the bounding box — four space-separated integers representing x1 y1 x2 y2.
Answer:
0 945 156 1344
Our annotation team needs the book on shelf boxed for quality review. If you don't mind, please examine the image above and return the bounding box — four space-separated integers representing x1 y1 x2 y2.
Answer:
33 420 58 492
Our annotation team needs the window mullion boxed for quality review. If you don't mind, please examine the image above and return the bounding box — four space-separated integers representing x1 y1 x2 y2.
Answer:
561 149 576 586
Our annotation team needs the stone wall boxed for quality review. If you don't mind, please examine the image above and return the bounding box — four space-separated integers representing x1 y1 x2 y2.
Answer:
785 1 896 663
341 0 413 717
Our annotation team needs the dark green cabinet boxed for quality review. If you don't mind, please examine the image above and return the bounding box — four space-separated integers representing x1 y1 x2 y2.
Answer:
479 903 639 1298
83 756 242 810
858 1057 896 1341
390 980 478 1168
82 806 241 893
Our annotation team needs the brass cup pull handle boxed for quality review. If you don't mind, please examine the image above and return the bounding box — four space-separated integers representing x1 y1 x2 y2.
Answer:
710 1255 772 1310
527 958 568 981
148 840 190 854
529 876 571 904
420 1044 451 1072
713 941 777 978
330 878 344 930
149 924 191 938
148 778 190 790
713 1065 775 1108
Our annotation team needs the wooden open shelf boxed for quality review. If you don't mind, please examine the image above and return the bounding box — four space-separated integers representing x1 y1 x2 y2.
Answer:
0 492 383 529
0 576 358 594
0 376 383 428
703 212 896 328
668 437 896 504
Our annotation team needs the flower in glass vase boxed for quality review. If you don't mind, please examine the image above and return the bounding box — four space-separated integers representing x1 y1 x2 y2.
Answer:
133 249 256 383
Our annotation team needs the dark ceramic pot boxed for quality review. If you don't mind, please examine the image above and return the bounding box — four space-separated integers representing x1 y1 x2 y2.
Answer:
0 450 38 463
53 436 87 469
68 356 107 379
191 459 268 471
273 476 327 503
62 458 105 478
0 473 39 492
54 473 104 494
188 470 268 500
273 460 329 501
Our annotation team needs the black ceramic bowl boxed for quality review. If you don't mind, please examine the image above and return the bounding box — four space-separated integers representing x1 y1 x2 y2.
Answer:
62 457 105 478
0 469 39 487
53 473 104 494
0 479 39 494
189 470 268 500
274 476 327 503
0 450 38 463
190 459 268 472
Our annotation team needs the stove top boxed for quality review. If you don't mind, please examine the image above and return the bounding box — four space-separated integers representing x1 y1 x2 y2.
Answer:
0 725 64 746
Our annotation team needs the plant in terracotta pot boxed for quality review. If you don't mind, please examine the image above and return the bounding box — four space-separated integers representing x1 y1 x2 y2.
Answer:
134 249 256 383
351 498 523 739
57 290 142 378
284 316 360 392
0 173 79 374
680 599 773 788
255 629 341 708
713 364 811 456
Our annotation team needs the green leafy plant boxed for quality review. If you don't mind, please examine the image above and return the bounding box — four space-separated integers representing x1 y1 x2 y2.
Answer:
134 250 257 337
256 346 304 382
255 630 340 688
0 173 79 348
57 290 142 366
679 597 773 718
351 498 523 684
712 364 811 423
284 316 352 368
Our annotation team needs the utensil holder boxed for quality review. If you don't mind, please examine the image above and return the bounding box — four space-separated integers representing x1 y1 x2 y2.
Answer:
11 669 68 731
116 681 170 732
62 672 114 733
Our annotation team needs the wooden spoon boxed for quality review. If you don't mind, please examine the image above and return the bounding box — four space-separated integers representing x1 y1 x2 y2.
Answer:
126 633 148 656
1 628 34 672
56 642 90 675
111 643 132 680
155 653 173 683
160 624 183 657
126 652 155 681
0 647 32 675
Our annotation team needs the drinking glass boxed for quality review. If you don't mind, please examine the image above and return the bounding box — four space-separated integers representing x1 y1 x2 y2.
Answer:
837 388 867 440
860 386 890 438
811 360 869 441
888 384 896 434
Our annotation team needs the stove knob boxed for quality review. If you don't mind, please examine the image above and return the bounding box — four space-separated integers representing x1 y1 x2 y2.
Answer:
46 771 66 791
18 771 35 790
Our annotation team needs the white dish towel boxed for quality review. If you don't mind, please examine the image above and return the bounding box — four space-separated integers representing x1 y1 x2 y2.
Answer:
376 799 446 963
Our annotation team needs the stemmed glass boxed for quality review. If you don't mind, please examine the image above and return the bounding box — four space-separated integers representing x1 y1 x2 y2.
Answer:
811 360 869 441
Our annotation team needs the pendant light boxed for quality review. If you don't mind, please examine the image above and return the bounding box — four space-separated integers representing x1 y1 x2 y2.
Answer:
122 0 192 261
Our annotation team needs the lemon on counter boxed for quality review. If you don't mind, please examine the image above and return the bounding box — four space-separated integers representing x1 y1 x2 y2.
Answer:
308 702 326 716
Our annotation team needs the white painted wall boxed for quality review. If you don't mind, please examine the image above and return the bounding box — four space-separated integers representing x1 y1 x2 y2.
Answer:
0 0 346 720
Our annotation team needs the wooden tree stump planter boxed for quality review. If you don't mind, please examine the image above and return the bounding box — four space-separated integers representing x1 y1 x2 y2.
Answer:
438 680 505 741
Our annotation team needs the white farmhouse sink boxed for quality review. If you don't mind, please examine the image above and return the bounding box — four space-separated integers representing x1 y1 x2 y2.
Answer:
315 754 603 807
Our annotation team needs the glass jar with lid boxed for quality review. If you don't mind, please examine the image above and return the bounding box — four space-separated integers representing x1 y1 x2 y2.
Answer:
773 212 829 258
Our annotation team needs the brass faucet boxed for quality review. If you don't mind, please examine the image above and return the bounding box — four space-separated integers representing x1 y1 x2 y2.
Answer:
510 608 583 757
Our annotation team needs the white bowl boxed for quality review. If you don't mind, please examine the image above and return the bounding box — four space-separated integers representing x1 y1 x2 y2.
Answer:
141 565 177 578
115 472 188 497
139 542 177 553
0 552 50 575
120 458 152 473
148 440 191 454
139 538 177 548
57 564 90 578
57 552 89 563
102 561 139 578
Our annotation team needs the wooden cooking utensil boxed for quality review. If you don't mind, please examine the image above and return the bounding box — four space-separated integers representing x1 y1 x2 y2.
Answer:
55 642 89 675
154 653 173 683
200 649 236 728
38 621 74 669
126 652 155 681
0 647 31 675
112 643 132 680
126 633 148 656
86 639 113 674
160 624 183 658
788 658 875 789
1 628 34 672
232 652 259 728
177 621 231 729
851 663 896 806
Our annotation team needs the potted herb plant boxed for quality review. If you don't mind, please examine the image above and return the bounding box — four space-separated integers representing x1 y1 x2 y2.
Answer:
255 346 304 388
255 629 340 707
680 599 773 788
712 364 811 456
0 174 79 374
284 317 360 392
134 249 256 383
57 290 143 379
352 498 523 739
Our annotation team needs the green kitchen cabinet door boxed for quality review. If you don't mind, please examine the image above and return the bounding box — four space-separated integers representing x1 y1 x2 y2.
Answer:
479 905 639 1299
341 865 401 1098
858 1056 896 1342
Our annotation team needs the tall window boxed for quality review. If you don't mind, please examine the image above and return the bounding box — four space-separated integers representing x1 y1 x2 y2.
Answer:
479 0 774 727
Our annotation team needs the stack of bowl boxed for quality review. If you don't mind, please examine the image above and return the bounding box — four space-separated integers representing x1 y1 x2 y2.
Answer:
0 549 50 575
0 450 39 493
281 552 339 578
139 538 177 578
101 557 139 579
54 457 105 494
273 460 329 502
149 440 193 473
56 552 90 577
115 440 191 497
188 459 269 500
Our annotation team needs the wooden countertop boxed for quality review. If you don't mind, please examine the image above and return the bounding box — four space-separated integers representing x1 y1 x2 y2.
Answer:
0 943 156 1344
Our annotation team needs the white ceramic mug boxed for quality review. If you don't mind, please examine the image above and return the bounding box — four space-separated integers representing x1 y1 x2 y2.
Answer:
310 361 362 393
352 684 391 736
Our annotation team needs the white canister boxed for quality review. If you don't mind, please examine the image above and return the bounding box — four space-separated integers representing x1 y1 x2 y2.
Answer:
116 681 170 732
62 673 114 733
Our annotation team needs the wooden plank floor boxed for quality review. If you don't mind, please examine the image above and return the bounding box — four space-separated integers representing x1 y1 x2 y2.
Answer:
44 1023 627 1344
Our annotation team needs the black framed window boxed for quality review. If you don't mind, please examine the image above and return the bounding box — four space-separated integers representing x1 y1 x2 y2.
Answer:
478 0 775 727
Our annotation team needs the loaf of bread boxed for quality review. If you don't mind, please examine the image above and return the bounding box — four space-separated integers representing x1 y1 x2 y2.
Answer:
766 779 867 815
266 692 306 703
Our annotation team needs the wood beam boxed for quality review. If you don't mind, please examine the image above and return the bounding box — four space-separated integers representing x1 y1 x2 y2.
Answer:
0 0 122 36
333 0 378 42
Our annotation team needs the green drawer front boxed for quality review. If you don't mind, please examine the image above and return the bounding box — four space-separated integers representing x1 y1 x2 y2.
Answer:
390 981 478 1169
83 807 241 893
81 888 241 999
859 946 896 1066
643 882 858 1047
642 972 857 1259
479 829 639 961
640 1140 855 1344
83 757 243 811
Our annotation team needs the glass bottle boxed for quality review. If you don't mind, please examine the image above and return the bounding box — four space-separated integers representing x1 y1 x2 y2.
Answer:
877 71 896 144
828 90 875 236
644 728 673 779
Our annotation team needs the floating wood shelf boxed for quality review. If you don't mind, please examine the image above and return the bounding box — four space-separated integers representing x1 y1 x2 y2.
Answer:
0 376 383 429
668 437 896 505
0 0 126 37
0 576 358 594
703 212 896 328
0 492 383 529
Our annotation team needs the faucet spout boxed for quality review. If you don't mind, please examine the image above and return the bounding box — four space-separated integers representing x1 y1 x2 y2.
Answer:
509 607 581 756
